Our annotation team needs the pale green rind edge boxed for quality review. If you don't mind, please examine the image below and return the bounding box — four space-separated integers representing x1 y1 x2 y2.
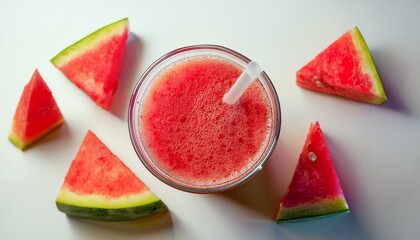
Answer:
50 18 128 67
56 187 161 209
56 188 168 221
8 132 24 150
276 197 349 223
351 26 387 104
8 118 64 150
56 200 168 221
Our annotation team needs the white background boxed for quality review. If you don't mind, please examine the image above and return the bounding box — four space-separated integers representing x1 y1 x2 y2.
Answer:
1 1 420 239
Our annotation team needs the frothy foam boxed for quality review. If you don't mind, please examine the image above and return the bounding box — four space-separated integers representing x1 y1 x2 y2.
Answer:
139 57 272 187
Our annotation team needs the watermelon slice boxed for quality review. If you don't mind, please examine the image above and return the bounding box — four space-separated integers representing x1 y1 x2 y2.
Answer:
296 26 387 104
56 130 167 221
51 18 129 110
9 69 64 150
276 122 349 222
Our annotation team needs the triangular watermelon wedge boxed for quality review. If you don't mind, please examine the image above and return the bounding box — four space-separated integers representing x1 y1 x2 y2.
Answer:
276 122 349 222
51 18 129 110
56 130 168 221
9 69 64 150
296 27 387 104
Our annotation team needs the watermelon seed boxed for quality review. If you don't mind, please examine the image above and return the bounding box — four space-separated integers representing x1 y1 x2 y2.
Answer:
308 151 317 161
315 80 324 87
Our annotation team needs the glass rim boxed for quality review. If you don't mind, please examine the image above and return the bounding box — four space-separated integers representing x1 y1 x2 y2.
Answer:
128 44 281 193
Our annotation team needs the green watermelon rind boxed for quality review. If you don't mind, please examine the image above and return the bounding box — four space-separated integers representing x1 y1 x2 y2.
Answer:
56 200 167 221
8 118 64 150
56 188 168 221
276 209 349 223
351 26 387 104
276 197 349 223
50 18 128 67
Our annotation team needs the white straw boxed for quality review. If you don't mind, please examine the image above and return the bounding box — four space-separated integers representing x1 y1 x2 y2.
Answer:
223 61 263 105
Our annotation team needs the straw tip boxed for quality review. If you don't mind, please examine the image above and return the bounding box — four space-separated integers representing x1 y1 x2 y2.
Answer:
247 61 263 78
223 95 235 105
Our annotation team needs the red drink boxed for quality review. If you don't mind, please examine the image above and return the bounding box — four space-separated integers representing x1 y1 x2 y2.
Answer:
129 45 280 193
141 57 270 185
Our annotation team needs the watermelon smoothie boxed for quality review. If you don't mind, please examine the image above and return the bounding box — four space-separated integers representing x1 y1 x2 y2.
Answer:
129 45 281 193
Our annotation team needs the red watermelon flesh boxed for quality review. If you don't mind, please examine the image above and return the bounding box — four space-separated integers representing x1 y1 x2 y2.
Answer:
56 130 167 221
51 18 129 110
276 122 349 222
296 27 387 104
9 69 64 150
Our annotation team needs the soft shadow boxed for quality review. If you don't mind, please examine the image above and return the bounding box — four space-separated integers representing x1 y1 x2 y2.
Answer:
215 139 292 220
370 48 409 114
274 214 368 240
67 210 173 237
111 33 144 120
322 133 371 239
217 165 275 220
264 137 301 216
23 121 70 151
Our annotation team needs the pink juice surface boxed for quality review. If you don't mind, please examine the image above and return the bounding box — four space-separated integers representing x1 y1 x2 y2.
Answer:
140 57 272 185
